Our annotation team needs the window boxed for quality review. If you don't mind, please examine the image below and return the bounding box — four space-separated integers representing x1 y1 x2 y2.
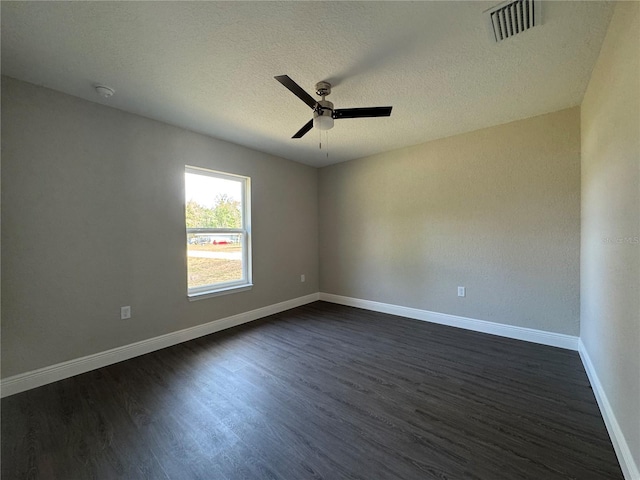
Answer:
185 166 251 298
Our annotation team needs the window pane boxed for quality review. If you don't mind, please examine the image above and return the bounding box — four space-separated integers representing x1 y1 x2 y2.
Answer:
185 166 250 296
187 233 244 288
185 173 243 229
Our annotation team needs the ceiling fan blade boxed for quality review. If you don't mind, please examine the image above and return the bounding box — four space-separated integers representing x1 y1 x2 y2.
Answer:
292 119 314 138
333 106 393 119
274 75 317 110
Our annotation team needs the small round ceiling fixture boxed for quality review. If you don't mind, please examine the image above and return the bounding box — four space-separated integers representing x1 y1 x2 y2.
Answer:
94 84 115 99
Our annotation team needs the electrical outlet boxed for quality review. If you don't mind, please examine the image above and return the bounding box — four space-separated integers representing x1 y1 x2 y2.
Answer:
120 306 131 319
457 287 466 297
300 274 306 283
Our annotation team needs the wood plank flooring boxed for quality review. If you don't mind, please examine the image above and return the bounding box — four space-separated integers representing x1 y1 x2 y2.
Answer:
2 301 623 479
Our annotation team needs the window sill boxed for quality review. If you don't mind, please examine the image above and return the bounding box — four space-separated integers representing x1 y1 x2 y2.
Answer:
188 284 253 301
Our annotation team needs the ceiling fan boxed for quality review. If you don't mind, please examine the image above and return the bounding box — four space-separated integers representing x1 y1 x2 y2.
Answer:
274 75 392 139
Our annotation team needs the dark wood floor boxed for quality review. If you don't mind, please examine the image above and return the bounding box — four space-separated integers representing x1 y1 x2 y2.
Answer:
2 301 623 479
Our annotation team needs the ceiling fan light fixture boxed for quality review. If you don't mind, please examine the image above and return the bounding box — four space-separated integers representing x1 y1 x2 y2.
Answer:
313 110 334 131
314 99 334 130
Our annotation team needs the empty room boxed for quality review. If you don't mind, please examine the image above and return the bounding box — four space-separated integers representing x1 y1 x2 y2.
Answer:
1 1 638 479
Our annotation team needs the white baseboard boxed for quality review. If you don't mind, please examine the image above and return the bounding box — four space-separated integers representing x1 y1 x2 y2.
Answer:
578 340 640 480
319 293 579 351
0 293 320 398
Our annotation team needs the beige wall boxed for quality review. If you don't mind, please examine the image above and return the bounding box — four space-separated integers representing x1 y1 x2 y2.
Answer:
1 77 319 378
319 107 581 335
581 1 640 474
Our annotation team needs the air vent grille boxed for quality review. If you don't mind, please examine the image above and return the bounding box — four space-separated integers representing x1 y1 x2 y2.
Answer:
486 0 540 42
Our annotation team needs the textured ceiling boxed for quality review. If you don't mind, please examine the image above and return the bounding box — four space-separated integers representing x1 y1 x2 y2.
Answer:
1 1 614 167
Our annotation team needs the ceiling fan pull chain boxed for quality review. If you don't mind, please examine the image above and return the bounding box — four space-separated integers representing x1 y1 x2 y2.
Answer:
326 131 329 159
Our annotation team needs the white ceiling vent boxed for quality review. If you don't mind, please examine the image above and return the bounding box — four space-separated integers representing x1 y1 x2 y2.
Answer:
485 0 541 42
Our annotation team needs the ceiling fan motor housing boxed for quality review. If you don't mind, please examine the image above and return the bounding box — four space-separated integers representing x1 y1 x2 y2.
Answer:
314 99 334 130
315 81 332 97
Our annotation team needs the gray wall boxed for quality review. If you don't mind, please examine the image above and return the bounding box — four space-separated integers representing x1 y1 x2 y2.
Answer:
581 1 640 472
1 77 319 378
319 107 581 335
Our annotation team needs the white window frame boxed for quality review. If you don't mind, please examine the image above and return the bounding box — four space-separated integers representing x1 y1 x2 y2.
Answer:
185 166 252 299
